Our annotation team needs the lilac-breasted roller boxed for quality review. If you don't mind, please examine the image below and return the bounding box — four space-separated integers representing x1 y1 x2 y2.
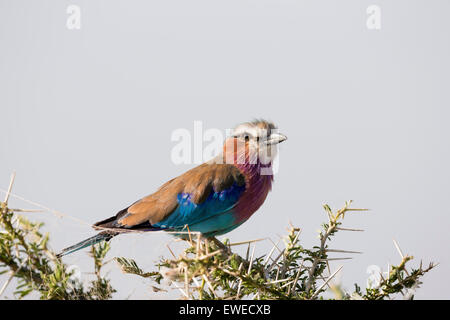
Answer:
58 120 287 257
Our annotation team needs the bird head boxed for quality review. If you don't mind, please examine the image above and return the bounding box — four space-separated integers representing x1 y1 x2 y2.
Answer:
222 119 287 166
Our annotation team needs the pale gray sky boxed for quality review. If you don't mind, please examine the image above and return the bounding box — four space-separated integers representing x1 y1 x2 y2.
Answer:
0 0 449 299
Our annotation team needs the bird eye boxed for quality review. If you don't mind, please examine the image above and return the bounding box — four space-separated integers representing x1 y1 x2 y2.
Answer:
241 133 251 141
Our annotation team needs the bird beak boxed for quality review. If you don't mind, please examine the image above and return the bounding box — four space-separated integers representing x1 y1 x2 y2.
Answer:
266 133 287 145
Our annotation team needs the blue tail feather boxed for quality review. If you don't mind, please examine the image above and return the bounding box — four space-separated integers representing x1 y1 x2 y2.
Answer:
57 233 114 258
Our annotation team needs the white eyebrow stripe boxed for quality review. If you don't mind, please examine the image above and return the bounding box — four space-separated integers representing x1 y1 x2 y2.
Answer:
232 125 259 138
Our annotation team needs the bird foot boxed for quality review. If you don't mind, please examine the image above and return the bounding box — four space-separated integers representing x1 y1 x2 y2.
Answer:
208 237 232 256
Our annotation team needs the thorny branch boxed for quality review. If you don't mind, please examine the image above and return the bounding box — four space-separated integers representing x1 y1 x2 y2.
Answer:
116 201 436 300
0 174 115 299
